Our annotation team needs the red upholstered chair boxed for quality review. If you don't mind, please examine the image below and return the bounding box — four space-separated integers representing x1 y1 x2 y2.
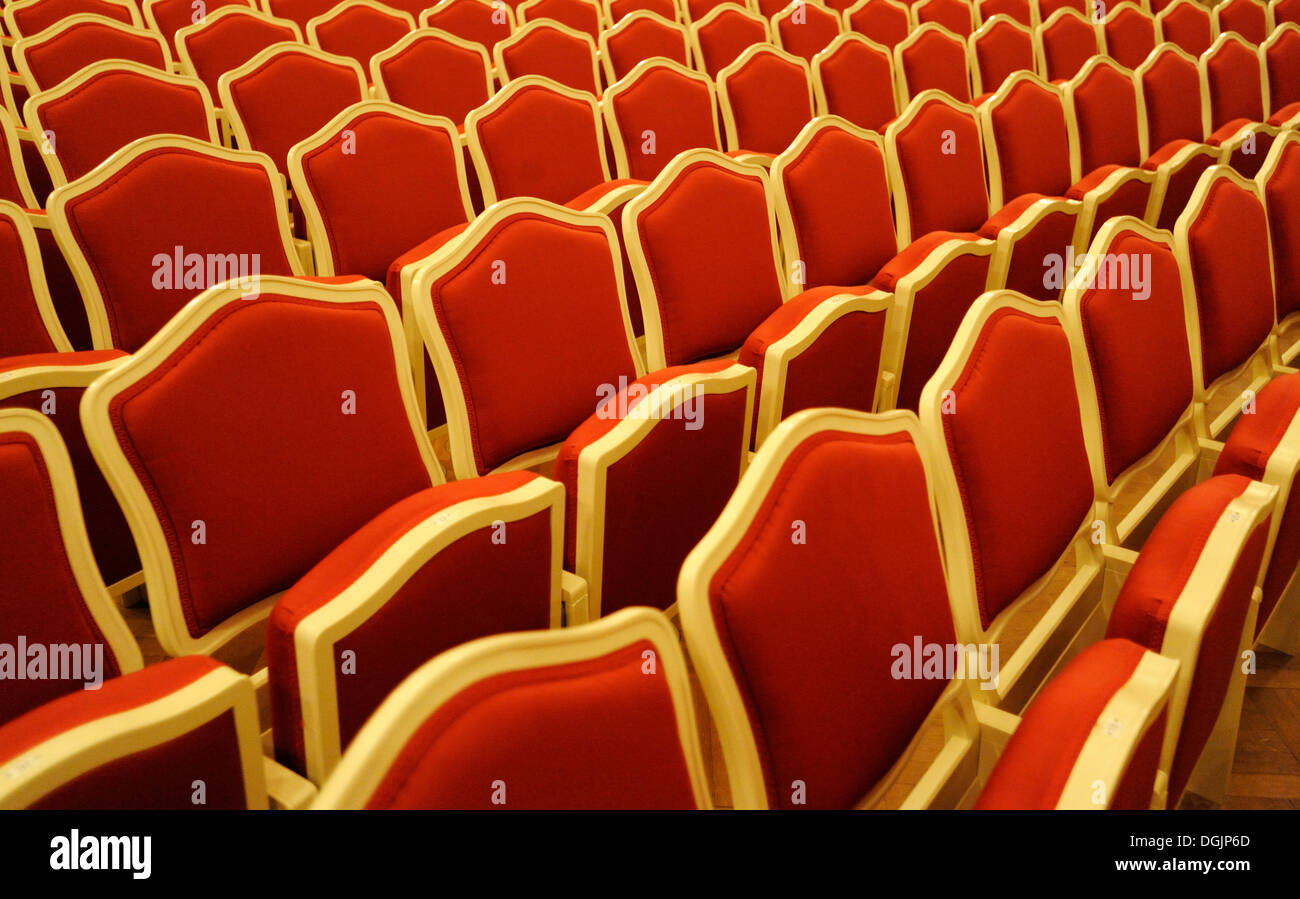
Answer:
305 0 415 69
0 200 72 357
399 199 754 614
0 657 285 809
0 109 38 208
976 0 1035 27
913 0 976 35
2 0 139 39
218 42 367 180
47 136 303 352
598 10 691 83
1260 24 1300 128
894 22 972 105
842 0 910 49
266 472 569 783
494 19 600 93
0 407 141 728
1259 131 1300 364
517 0 604 39
624 149 893 444
811 33 898 132
265 0 342 28
689 3 770 77
175 7 303 105
79 277 446 659
418 0 516 51
1097 1 1157 69
13 15 172 95
312 608 711 809
371 29 494 125
143 0 258 45
1036 0 1087 16
1197 32 1279 178
605 0 682 22
1211 0 1268 44
1106 474 1275 807
1034 7 1099 81
771 0 842 61
683 0 745 21
1271 0 1300 24
717 45 815 156
23 62 219 188
1155 0 1215 57
968 14 1035 97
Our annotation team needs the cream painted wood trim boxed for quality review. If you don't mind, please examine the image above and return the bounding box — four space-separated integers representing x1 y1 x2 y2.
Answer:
13 14 174 95
716 43 814 153
305 0 416 55
0 200 73 351
492 18 601 90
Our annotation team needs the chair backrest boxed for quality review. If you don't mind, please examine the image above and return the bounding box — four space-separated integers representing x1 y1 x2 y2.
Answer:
1034 7 1098 81
143 0 257 45
0 201 72 356
843 0 910 48
602 58 723 180
1099 1 1157 69
418 0 517 49
968 14 1035 97
1064 55 1144 173
3 0 139 39
1260 23 1300 115
219 42 367 177
1135 42 1205 150
1212 0 1268 43
683 0 745 22
1199 31 1265 134
0 407 142 727
1155 0 1215 57
605 0 681 22
978 70 1075 207
717 44 815 155
0 656 266 809
14 14 173 95
305 0 415 68
977 0 1034 27
1258 131 1300 325
80 276 442 657
313 608 710 809
811 33 897 131
1271 0 1300 24
885 89 990 244
175 7 304 103
494 18 601 93
914 0 976 34
265 0 343 27
371 29 494 124
47 136 301 351
894 21 972 104
289 101 473 281
0 109 38 208
466 75 610 205
517 0 603 39
678 408 960 809
689 3 770 78
598 10 691 83
623 149 786 369
772 0 842 60
1036 0 1087 16
23 61 219 187
771 115 899 290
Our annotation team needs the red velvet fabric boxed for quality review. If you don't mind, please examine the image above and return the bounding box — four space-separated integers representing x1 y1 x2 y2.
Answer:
365 640 700 809
1072 62 1144 172
1039 12 1095 81
973 20 1034 96
523 0 602 39
422 0 513 50
1159 2 1213 57
981 199 1079 302
978 0 1033 26
20 22 168 93
499 24 599 93
1263 138 1300 323
723 50 814 156
899 27 971 102
604 16 689 81
1150 146 1216 231
893 98 989 237
607 65 720 181
815 37 896 132
988 78 1073 200
846 0 909 49
0 213 59 358
776 3 841 61
1264 31 1300 115
608 0 678 21
694 7 767 77
179 10 300 100
1140 48 1206 149
1204 38 1266 132
1102 7 1156 70
1274 0 1300 23
1216 0 1269 44
9 0 136 36
149 0 255 43
916 0 972 34
310 5 410 69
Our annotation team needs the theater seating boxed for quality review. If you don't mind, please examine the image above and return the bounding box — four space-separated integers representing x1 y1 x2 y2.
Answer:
689 3 770 78
370 29 494 126
968 13 1036 97
810 32 898 131
716 44 815 156
1156 0 1215 57
894 21 971 103
143 0 257 45
494 18 601 93
418 0 517 51
1035 7 1098 81
599 10 691 82
843 0 910 49
304 0 416 69
175 7 304 106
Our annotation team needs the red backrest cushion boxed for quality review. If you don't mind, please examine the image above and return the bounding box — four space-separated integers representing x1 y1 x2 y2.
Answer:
707 428 956 808
422 0 513 50
894 98 989 237
1274 0 1300 23
979 0 1033 26
605 17 690 80
1217 0 1268 44
1186 177 1275 387
421 212 638 474
1040 12 1094 81
1264 139 1300 322
365 640 700 809
298 110 469 282
1077 231 1193 483
374 34 490 124
1205 38 1265 130
974 21 1034 95
816 38 896 131
941 307 1095 627
58 145 296 352
610 0 678 20
776 3 840 61
1103 7 1156 69
1160 3 1213 57
500 25 598 93
180 12 299 100
12 0 134 35
0 215 58 357
21 23 167 93
609 67 720 181
150 0 254 43
633 159 785 364
723 51 813 155
524 0 601 38
1073 62 1144 171
917 0 972 34
1141 49 1205 147
1264 30 1300 112
695 8 767 77
846 1 909 49
899 28 970 101
989 78 1073 200
105 293 435 638
311 5 411 68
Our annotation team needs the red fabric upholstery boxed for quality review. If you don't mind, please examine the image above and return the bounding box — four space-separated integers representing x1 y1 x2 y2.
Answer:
1215 373 1300 633
607 64 719 181
979 0 1033 26
722 49 813 156
1270 101 1300 127
104 292 435 638
778 125 896 287
1263 30 1300 114
422 0 514 50
500 23 599 93
632 158 784 364
31 68 212 184
997 206 1080 303
1140 47 1206 148
916 0 972 33
1204 38 1265 132
604 16 690 81
374 34 490 124
694 7 767 77
609 0 678 21
265 0 338 27
1275 0 1300 23
20 21 168 93
148 0 254 43
845 0 909 49
1077 231 1193 483
1149 144 1216 231
975 638 1154 809
814 37 896 131
1186 176 1275 388
1039 0 1089 16
473 82 606 203
8 0 135 36
1159 2 1213 56
1216 0 1268 44
297 108 470 283
57 144 296 352
899 27 971 101
973 20 1034 96
1039 11 1095 81
1106 473 1267 806
987 78 1074 200
268 472 555 775
706 427 956 808
310 4 411 69
178 9 300 100
1072 61 1144 172
556 360 748 612
941 307 1095 627
365 640 699 809
0 212 59 357
522 0 601 39
222 47 365 176
776 3 841 61
1102 7 1156 69
893 98 989 237
418 211 638 474
1263 138 1300 323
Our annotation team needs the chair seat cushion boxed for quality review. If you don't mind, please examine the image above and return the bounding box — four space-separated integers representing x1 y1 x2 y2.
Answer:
1268 102 1300 127
978 192 1056 238
1142 138 1198 171
1066 163 1124 200
871 230 983 292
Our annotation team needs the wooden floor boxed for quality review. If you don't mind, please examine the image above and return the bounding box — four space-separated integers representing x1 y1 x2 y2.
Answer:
1210 647 1300 809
